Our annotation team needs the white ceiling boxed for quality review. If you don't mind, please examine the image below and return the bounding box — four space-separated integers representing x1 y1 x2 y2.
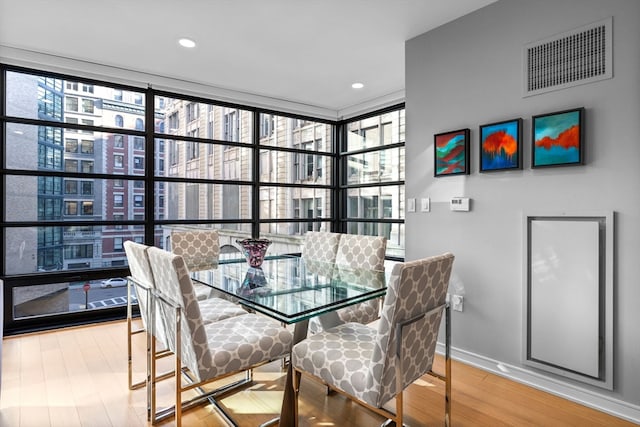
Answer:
0 0 496 116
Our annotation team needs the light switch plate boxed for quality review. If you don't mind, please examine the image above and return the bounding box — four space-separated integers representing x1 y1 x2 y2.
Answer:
421 198 430 212
407 198 416 212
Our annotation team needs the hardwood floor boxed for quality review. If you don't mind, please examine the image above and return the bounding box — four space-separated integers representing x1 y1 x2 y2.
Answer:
1 320 635 427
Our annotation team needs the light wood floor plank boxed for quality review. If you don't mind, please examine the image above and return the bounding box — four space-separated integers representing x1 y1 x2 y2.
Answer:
1 320 636 427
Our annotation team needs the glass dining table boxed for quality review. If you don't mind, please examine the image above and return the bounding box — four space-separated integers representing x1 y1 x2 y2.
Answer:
191 254 388 427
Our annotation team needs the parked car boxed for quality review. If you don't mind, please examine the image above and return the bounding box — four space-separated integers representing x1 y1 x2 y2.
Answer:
100 277 128 288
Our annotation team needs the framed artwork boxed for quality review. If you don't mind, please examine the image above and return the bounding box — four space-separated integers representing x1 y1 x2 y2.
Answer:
434 128 470 177
532 107 584 168
479 118 522 172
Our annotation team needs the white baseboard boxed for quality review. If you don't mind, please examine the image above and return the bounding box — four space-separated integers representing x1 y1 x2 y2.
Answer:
436 343 640 424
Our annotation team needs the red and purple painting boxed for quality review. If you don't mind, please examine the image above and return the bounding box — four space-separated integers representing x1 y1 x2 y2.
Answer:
480 118 522 172
532 108 584 168
434 128 470 177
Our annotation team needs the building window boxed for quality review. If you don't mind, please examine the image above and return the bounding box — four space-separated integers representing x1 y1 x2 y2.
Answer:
64 244 93 259
133 157 144 169
114 134 124 148
64 159 78 172
80 119 94 134
64 180 78 194
186 102 198 122
81 160 93 173
114 237 124 252
134 195 144 207
114 179 124 188
64 201 78 215
260 114 274 138
115 115 124 127
168 112 179 131
114 89 123 101
113 213 124 230
169 141 179 165
133 136 144 150
65 138 78 153
135 118 143 130
65 97 78 112
186 141 199 160
134 94 143 105
223 110 239 141
134 214 144 229
114 155 124 168
80 140 93 154
81 181 93 195
114 194 124 208
81 201 93 215
81 99 94 114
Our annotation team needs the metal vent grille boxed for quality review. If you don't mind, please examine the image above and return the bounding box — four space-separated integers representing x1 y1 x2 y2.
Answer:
524 17 612 96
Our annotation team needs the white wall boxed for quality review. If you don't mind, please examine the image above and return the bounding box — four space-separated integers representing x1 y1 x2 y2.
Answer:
406 0 640 421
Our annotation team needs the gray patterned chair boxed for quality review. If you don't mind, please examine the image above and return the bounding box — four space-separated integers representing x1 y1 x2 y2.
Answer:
146 246 294 426
331 266 387 325
170 229 220 301
123 241 248 419
302 231 343 334
301 231 342 263
334 233 387 271
125 240 161 391
332 234 387 328
292 252 455 427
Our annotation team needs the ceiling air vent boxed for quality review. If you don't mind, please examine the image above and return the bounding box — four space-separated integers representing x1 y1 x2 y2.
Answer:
523 17 612 97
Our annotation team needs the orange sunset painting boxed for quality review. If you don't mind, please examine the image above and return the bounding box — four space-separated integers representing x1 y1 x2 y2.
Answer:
532 108 583 167
480 118 522 171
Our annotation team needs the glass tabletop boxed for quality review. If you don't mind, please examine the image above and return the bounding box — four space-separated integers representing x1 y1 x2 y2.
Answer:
191 255 387 325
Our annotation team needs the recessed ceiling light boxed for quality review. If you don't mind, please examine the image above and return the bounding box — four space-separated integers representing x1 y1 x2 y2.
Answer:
178 38 196 48
351 82 364 89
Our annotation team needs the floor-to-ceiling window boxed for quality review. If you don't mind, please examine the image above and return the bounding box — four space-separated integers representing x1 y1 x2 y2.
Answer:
339 107 405 259
1 64 404 334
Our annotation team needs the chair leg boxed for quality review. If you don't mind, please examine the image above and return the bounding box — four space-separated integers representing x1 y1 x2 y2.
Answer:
149 332 157 422
445 304 452 427
396 390 403 426
292 368 301 427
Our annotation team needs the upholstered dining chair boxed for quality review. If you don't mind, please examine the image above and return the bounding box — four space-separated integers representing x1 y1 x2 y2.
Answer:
292 252 455 427
301 231 342 333
124 241 248 420
314 234 388 332
124 240 169 391
334 233 387 271
146 246 294 427
301 231 342 263
171 229 220 301
331 265 387 325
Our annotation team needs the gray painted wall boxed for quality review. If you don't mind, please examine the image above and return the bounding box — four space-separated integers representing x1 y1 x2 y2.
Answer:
406 0 639 417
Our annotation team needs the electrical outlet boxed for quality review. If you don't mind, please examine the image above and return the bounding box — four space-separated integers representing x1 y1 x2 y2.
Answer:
451 295 464 312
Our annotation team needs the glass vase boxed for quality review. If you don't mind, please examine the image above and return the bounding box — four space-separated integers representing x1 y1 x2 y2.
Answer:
236 238 271 267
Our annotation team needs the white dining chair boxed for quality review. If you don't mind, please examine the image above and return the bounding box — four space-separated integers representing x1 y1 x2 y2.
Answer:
308 234 387 335
301 231 342 263
124 240 169 392
170 229 221 301
292 252 454 427
146 246 293 426
123 241 248 420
